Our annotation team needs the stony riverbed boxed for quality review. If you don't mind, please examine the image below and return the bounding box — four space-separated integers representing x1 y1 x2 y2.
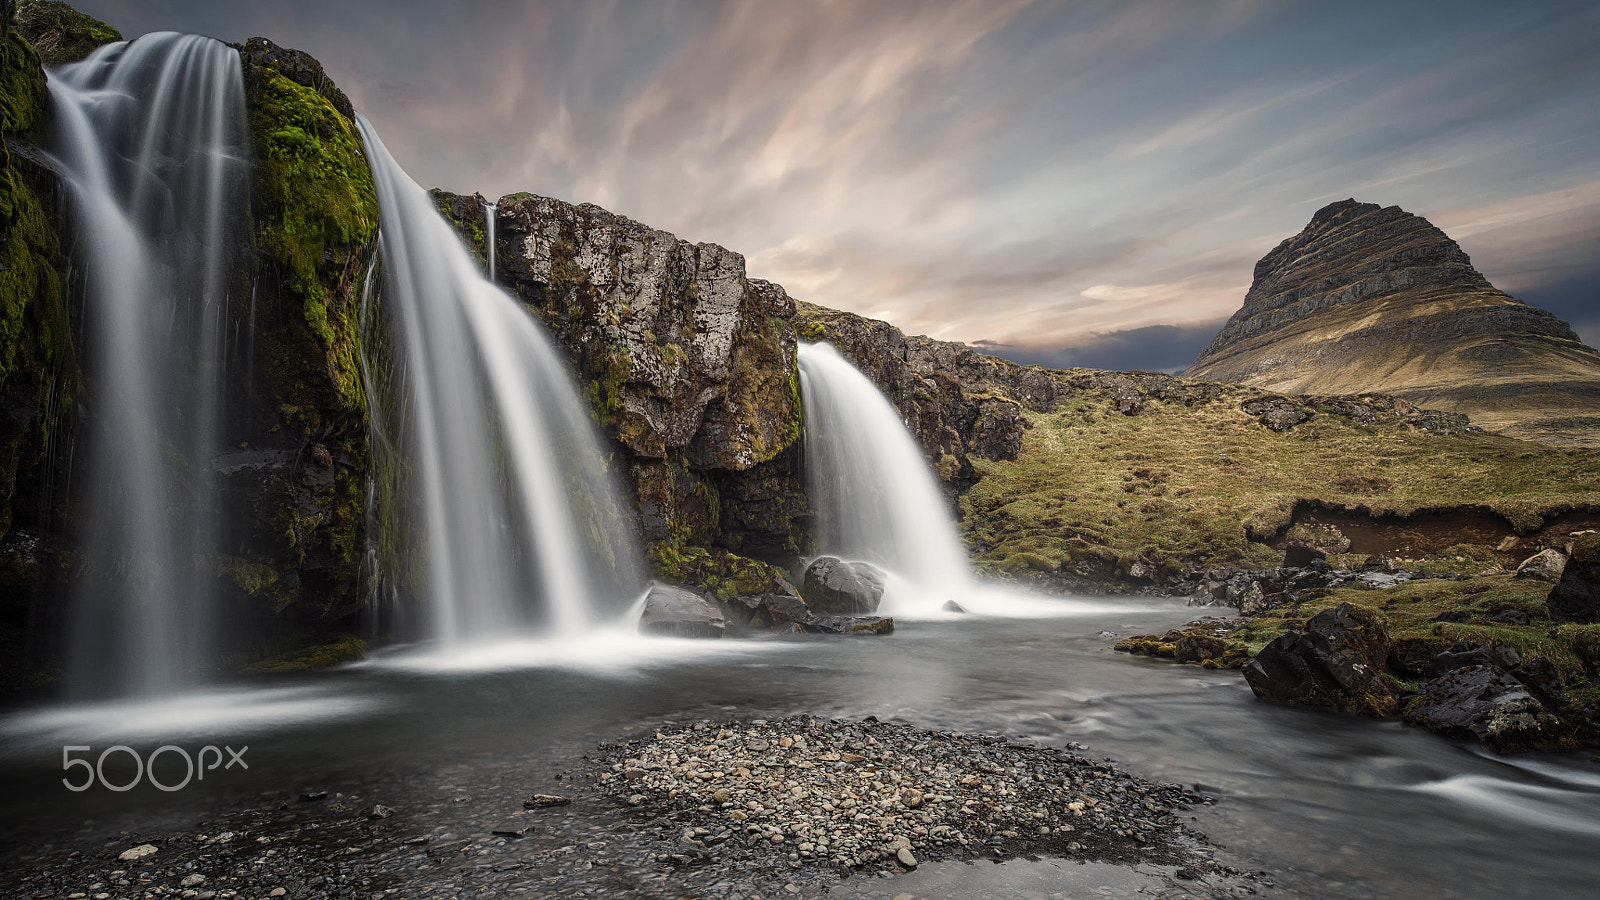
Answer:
1 716 1269 899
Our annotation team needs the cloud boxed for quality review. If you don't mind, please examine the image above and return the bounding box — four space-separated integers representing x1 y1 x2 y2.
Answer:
66 0 1600 370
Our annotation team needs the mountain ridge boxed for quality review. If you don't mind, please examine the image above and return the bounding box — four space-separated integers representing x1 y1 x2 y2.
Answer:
1186 199 1600 446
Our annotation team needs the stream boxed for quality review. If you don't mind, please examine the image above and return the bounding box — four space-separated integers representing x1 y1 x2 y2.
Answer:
2 596 1596 898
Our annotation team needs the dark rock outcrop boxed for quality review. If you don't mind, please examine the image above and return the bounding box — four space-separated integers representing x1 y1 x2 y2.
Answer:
801 557 887 615
637 583 726 639
1546 533 1600 622
461 192 809 571
1241 603 1397 716
1401 665 1569 753
1186 199 1600 447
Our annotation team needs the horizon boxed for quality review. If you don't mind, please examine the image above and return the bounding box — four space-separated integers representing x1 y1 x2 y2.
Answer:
67 0 1600 371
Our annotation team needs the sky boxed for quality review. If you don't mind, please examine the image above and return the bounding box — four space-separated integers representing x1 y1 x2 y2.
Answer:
71 0 1600 372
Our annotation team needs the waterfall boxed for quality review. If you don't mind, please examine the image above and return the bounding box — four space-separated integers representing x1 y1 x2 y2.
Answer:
356 116 643 652
48 33 250 698
483 200 497 282
797 342 973 615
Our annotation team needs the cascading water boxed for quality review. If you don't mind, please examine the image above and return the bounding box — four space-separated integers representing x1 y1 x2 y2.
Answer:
356 116 644 655
798 342 973 615
49 33 250 698
483 200 497 282
798 341 1073 618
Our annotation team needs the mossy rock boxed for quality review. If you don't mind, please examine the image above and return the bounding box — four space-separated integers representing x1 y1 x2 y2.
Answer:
13 0 121 68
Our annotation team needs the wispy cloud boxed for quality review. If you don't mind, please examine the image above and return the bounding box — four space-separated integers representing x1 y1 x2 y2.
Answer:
72 0 1600 370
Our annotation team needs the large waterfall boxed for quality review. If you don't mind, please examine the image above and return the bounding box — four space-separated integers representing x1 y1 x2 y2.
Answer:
49 34 250 698
356 117 644 655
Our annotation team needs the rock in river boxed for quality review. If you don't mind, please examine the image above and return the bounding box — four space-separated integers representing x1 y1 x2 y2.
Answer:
639 583 726 638
801 557 887 614
1241 602 1397 716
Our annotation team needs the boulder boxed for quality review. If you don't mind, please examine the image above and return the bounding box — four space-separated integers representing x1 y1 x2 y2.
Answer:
638 583 726 639
1281 543 1326 569
1546 533 1600 623
1236 581 1282 616
1513 549 1567 583
1402 665 1570 753
1510 656 1570 711
1487 608 1530 626
1435 641 1494 673
806 615 894 636
1241 603 1397 716
802 557 887 615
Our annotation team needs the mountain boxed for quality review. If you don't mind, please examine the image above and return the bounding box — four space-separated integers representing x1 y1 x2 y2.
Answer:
1185 199 1600 447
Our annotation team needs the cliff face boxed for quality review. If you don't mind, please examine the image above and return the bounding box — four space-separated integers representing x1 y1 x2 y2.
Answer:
1186 199 1600 446
453 192 809 568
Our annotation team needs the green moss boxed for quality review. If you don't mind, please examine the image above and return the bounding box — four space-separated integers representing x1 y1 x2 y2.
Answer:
245 634 367 673
249 66 377 416
647 542 786 602
13 0 121 68
582 342 633 427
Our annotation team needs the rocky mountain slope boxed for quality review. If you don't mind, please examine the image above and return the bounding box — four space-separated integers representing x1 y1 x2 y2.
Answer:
1186 199 1600 447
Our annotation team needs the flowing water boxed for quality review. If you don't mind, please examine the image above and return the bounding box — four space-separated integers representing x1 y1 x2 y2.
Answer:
1 598 1594 898
484 199 498 282
46 33 250 698
798 341 1067 620
356 116 643 658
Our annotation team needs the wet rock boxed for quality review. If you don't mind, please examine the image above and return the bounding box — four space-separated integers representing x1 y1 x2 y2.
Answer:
638 583 726 639
942 599 967 613
801 557 886 615
523 794 571 808
896 846 919 868
1242 602 1397 716
361 804 394 819
1547 534 1600 623
805 615 894 636
1514 549 1567 583
1402 665 1571 753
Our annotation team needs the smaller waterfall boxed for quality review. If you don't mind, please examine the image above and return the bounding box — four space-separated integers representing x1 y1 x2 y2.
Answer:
358 116 643 655
483 200 497 282
799 342 1076 618
798 342 972 615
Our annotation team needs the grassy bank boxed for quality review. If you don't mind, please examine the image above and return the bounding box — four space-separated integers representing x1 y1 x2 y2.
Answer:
959 376 1600 583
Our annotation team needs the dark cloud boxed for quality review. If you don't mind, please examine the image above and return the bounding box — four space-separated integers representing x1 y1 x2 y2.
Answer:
974 321 1228 375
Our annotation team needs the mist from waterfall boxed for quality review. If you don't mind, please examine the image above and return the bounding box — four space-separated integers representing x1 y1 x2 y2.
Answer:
356 116 644 656
49 33 250 698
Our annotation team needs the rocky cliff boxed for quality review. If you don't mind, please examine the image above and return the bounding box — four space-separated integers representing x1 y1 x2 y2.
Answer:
1186 199 1600 447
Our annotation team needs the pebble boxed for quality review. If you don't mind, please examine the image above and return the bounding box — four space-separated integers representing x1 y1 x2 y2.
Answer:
117 845 158 862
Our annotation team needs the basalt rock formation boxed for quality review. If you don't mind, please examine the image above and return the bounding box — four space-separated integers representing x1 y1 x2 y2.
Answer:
1186 199 1600 447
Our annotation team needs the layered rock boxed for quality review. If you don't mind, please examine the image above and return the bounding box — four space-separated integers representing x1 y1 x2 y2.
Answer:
1187 199 1600 446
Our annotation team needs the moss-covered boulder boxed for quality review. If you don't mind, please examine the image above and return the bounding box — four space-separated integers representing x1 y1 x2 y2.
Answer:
12 0 119 67
1242 602 1399 716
